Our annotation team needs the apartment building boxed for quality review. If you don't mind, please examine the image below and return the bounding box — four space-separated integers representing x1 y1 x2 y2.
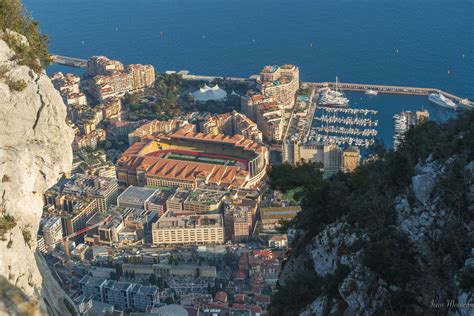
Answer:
258 64 299 109
342 146 360 173
255 100 284 142
166 188 190 212
146 188 175 217
79 275 107 301
101 97 122 120
130 284 160 312
103 280 133 310
87 56 125 77
41 216 63 249
202 111 263 143
128 119 184 146
84 211 124 246
152 211 224 245
183 188 226 213
117 186 158 210
122 263 217 279
61 198 98 238
88 56 155 101
72 128 107 151
79 276 159 312
61 174 119 212
224 202 253 243
128 64 156 91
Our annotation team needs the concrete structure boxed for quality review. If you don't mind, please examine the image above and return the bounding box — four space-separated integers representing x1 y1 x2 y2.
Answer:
79 275 108 302
41 216 63 250
342 146 360 173
183 187 226 213
80 275 160 312
268 234 288 248
127 64 156 91
117 186 158 210
202 111 263 143
128 119 185 146
146 188 175 217
72 128 107 151
283 141 344 173
224 202 253 243
84 211 124 246
101 97 122 120
241 92 284 142
116 127 269 189
123 263 217 279
130 284 160 312
87 56 155 101
152 211 224 246
166 188 190 212
87 56 125 77
71 243 89 261
122 207 158 239
261 206 301 231
56 174 119 212
61 198 99 239
103 280 133 310
255 98 284 141
257 64 299 109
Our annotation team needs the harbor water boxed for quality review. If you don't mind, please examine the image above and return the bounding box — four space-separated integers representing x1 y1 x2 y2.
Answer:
23 0 472 147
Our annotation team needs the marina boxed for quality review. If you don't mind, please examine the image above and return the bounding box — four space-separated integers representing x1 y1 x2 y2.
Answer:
307 104 379 148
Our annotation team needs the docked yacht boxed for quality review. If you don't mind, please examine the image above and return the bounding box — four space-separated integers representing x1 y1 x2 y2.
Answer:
365 89 378 96
428 92 457 109
318 77 349 107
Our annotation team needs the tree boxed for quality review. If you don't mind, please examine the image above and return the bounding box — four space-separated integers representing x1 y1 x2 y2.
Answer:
149 274 157 286
223 251 237 267
110 272 118 280
164 297 174 305
123 92 140 108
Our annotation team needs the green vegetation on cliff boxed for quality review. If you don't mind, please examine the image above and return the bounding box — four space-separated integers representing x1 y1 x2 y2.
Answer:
0 0 49 72
269 111 474 315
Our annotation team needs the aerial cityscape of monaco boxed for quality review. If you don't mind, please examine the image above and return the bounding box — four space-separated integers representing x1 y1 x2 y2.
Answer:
0 0 473 315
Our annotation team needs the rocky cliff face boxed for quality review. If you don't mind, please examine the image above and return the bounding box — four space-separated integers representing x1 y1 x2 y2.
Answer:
278 156 474 315
0 33 75 315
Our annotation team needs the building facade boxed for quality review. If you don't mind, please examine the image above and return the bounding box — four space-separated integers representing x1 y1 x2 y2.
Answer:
152 211 224 246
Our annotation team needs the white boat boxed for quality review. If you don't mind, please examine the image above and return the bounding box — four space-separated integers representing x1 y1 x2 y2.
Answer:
365 89 378 96
428 93 457 109
318 76 349 107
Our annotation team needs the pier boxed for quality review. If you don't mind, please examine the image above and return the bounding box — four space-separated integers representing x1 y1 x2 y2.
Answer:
304 81 473 109
50 55 87 68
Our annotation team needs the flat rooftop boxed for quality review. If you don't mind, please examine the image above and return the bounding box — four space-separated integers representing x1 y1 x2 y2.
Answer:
118 186 157 205
155 211 223 229
186 188 226 206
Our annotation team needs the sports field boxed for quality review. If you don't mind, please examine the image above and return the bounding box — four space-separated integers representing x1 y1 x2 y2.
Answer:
164 152 238 166
147 149 248 169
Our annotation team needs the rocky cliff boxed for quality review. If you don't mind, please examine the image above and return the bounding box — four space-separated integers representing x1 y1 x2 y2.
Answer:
269 114 474 315
0 32 75 315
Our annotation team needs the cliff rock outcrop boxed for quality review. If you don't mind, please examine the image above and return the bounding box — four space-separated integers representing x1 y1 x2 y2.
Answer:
279 157 474 315
0 33 75 315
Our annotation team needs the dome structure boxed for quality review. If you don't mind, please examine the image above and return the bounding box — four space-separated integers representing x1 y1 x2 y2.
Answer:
192 84 227 102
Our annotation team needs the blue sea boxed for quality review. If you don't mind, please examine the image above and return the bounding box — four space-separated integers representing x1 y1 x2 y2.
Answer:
24 0 473 147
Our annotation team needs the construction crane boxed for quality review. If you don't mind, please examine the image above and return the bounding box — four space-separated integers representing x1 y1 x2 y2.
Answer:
54 215 113 270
